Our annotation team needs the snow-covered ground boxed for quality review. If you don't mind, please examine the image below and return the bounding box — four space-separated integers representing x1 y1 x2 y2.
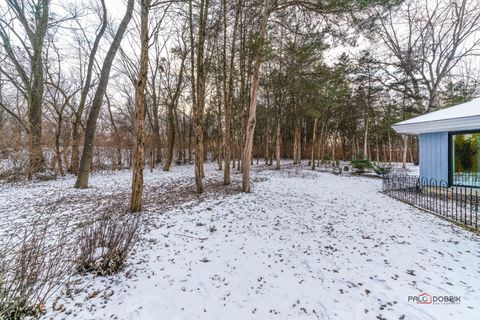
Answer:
1 162 479 320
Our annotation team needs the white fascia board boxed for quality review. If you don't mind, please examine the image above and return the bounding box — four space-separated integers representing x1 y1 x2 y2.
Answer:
392 116 480 135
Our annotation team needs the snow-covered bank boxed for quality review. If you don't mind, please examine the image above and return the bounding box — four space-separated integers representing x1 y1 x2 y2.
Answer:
1 163 478 319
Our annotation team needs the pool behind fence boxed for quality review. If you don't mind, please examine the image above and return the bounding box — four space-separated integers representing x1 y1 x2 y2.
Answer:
382 174 479 230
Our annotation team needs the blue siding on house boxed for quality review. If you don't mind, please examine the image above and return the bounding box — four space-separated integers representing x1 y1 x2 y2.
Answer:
419 132 449 182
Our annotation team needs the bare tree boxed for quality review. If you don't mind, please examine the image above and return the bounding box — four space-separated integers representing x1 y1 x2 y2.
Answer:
163 38 188 172
75 0 135 189
222 0 241 185
242 0 270 192
0 0 50 178
373 0 480 111
188 0 210 193
44 38 79 176
372 0 480 168
70 0 108 175
130 0 151 212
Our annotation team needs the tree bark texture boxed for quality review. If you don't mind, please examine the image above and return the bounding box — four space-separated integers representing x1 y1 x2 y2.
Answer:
130 0 150 212
75 0 135 188
242 0 270 192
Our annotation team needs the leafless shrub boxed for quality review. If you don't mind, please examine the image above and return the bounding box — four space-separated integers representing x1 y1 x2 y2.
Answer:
0 149 29 182
0 218 74 319
76 212 140 276
33 168 57 181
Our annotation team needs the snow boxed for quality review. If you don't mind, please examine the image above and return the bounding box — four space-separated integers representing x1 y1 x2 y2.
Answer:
394 98 480 126
1 162 479 319
392 98 480 134
92 247 109 261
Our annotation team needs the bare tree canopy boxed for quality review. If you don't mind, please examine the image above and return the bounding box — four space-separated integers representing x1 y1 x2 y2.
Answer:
0 0 478 190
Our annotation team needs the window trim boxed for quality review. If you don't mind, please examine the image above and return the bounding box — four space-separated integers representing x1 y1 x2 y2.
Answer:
448 129 480 188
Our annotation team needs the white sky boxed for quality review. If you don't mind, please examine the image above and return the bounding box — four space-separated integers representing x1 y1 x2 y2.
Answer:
1 0 478 109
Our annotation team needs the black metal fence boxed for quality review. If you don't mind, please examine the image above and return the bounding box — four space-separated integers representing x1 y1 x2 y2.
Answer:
382 174 479 230
452 172 480 188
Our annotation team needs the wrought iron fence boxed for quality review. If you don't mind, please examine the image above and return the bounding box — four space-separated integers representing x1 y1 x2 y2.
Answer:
382 174 479 230
452 172 480 188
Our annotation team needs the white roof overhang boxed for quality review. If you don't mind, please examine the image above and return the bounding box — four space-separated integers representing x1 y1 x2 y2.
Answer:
392 115 480 135
391 98 480 135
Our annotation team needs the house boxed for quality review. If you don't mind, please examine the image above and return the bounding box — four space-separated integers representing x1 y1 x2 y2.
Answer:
392 98 480 188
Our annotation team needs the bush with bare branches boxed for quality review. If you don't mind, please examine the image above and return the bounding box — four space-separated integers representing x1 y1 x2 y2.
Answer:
0 220 73 319
76 212 140 276
0 149 29 182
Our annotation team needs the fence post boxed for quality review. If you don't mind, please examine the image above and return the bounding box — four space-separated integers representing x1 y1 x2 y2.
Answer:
470 188 473 227
455 187 458 221
476 190 478 230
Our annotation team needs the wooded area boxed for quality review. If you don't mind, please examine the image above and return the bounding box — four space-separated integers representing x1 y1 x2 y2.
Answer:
1 1 480 318
0 0 479 206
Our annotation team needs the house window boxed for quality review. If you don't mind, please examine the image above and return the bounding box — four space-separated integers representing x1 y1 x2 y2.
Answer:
451 132 480 187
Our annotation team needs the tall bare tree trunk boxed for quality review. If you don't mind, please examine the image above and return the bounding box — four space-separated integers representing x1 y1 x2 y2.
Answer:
71 0 108 175
402 135 408 170
363 115 368 159
311 118 317 170
130 0 149 212
164 48 186 170
264 83 271 166
275 114 281 170
153 103 162 164
215 68 223 171
29 35 47 178
163 103 175 171
408 138 414 163
216 105 223 171
242 0 270 192
293 122 298 164
332 131 337 161
181 111 187 163
295 119 301 164
189 0 209 193
106 94 122 171
264 122 270 165
317 126 322 166
54 119 64 176
388 128 392 163
75 0 135 189
0 1 52 178
26 0 49 178
188 109 193 163
222 0 241 185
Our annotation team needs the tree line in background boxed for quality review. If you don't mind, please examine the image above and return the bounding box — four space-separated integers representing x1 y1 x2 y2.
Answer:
0 0 479 210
